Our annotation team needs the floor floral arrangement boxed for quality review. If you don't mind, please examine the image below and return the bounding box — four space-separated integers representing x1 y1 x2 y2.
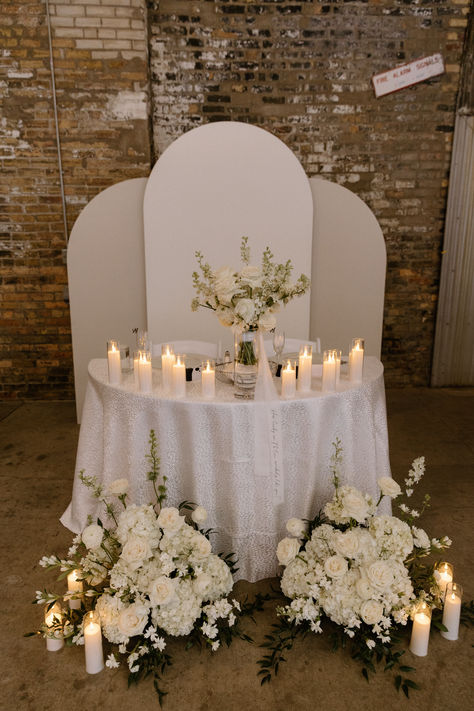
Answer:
30 431 265 704
258 440 473 697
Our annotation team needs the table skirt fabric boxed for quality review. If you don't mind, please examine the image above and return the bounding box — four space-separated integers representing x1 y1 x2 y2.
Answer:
61 357 391 582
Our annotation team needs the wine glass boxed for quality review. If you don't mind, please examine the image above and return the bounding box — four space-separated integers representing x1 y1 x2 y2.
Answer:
272 330 285 364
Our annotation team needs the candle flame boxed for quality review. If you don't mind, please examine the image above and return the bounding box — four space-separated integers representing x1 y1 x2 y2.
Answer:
284 360 293 372
206 361 211 372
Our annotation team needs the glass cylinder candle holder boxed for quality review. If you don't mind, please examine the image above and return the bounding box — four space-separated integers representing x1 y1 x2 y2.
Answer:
66 569 83 610
172 354 186 398
45 602 64 652
120 344 131 372
161 344 175 393
297 344 313 393
441 582 462 641
201 359 216 399
349 337 364 384
83 610 104 674
322 349 337 393
409 601 432 657
434 561 454 598
334 349 342 387
132 349 140 387
281 359 296 399
138 350 153 393
107 339 122 385
135 329 150 352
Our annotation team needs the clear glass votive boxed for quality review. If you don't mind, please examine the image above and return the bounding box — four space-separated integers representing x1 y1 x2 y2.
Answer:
45 602 64 651
434 561 454 598
120 344 130 372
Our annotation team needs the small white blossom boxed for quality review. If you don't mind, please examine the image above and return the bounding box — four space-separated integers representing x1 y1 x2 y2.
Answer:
211 640 220 651
106 653 120 669
366 639 376 649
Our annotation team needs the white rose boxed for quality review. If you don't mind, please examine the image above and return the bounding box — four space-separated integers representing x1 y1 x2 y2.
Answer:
106 478 129 496
360 599 384 625
149 576 176 606
214 266 238 304
341 489 369 523
193 572 212 597
412 526 430 549
378 476 402 499
82 524 103 550
157 507 185 533
117 602 149 638
277 537 301 566
324 555 348 579
286 518 307 539
239 264 262 288
191 506 208 525
234 298 256 325
356 577 374 600
121 535 152 569
366 560 393 591
333 530 360 558
191 531 212 559
258 311 277 332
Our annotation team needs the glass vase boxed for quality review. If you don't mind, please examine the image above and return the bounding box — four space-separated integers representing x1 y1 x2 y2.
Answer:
234 328 259 399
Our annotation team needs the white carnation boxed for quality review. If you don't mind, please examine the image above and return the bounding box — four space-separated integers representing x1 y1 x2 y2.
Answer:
82 524 103 550
157 507 185 534
286 518 307 539
377 476 401 498
191 506 208 524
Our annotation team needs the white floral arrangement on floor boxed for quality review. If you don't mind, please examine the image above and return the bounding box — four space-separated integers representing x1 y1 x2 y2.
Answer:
191 236 310 333
30 431 259 705
258 440 458 698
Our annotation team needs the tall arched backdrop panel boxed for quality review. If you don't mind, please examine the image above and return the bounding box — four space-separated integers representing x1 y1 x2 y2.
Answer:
144 122 313 351
68 178 148 423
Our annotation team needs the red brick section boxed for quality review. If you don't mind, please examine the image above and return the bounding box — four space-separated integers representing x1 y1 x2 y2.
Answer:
0 0 151 399
148 0 470 386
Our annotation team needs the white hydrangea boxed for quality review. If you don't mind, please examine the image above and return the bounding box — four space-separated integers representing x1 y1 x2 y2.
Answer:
116 504 161 547
151 579 202 636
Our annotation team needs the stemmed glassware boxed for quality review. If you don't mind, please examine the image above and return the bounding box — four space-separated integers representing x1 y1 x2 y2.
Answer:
272 330 285 364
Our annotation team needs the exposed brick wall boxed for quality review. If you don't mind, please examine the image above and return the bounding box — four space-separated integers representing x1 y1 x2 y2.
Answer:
0 1 471 398
148 0 470 386
0 0 151 399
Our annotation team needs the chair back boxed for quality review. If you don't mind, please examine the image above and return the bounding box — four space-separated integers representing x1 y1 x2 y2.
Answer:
152 341 219 359
263 337 321 358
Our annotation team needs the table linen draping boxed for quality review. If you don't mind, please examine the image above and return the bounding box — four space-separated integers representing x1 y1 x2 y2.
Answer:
61 357 391 582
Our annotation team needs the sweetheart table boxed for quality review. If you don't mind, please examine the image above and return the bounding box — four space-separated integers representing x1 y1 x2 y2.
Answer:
61 356 391 582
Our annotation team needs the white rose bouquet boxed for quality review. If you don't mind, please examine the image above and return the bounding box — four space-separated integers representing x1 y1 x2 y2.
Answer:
191 236 310 334
259 440 458 698
30 431 261 705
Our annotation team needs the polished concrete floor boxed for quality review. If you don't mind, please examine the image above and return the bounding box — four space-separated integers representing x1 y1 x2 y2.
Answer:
1 389 473 711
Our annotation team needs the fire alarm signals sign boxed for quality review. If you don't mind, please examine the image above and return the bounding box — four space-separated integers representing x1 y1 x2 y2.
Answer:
372 54 444 98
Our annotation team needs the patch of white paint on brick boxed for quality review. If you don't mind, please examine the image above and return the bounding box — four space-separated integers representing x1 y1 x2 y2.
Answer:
106 91 148 120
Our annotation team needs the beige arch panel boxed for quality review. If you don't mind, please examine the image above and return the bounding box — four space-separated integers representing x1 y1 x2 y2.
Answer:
68 178 148 422
144 121 313 353
309 178 386 357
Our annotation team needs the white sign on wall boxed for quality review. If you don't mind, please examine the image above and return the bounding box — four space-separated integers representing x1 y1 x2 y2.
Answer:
372 53 444 98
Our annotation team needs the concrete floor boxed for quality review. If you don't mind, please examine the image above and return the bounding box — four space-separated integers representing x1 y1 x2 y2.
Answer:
1 389 473 711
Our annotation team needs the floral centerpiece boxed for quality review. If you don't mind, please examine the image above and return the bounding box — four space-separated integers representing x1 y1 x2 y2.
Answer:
258 440 465 697
31 431 259 704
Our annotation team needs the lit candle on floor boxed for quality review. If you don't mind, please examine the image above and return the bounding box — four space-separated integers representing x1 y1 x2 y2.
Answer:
107 340 122 385
409 601 431 657
349 338 364 384
138 350 152 392
172 354 186 398
297 345 312 393
45 602 64 652
161 344 175 392
434 561 453 597
322 350 336 393
441 582 462 641
67 569 83 610
84 611 104 674
201 360 215 399
281 359 296 399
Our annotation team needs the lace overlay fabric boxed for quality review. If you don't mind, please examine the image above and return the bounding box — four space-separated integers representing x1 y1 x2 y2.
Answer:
61 357 391 582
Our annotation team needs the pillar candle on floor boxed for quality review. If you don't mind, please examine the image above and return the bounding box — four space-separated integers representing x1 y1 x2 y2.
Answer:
45 602 64 652
441 582 462 641
409 601 431 657
434 561 453 597
67 569 83 610
84 611 104 674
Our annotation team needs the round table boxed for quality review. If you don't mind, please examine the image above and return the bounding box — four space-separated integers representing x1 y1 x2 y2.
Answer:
61 357 391 582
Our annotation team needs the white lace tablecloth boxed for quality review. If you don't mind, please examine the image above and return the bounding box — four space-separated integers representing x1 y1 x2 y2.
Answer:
61 357 391 582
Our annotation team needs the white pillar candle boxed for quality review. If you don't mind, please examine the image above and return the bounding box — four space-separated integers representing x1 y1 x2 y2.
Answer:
441 582 462 641
349 338 364 384
434 562 453 597
138 350 153 393
201 360 215 399
84 611 104 674
297 345 312 393
161 344 175 393
67 569 83 610
45 603 64 652
172 354 186 398
322 350 337 393
335 350 342 387
281 359 296 399
409 603 431 657
107 340 122 385
133 350 140 387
